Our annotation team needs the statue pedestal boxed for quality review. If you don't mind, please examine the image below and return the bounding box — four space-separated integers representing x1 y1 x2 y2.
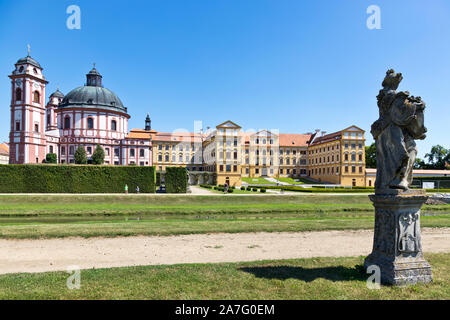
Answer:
364 190 433 285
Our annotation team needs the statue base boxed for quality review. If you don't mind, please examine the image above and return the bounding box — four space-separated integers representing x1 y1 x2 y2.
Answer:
364 190 433 285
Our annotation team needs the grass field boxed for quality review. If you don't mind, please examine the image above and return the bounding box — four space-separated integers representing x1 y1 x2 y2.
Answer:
274 177 303 184
241 177 276 185
0 253 448 299
0 194 448 239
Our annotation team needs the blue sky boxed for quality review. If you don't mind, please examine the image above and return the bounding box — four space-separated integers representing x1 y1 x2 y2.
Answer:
0 0 449 158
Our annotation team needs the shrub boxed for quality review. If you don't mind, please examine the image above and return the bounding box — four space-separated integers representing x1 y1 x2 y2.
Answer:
45 153 57 164
246 187 252 191
228 188 234 193
260 188 267 193
165 167 188 193
0 165 156 193
74 146 87 164
241 186 246 190
92 144 105 165
252 188 258 192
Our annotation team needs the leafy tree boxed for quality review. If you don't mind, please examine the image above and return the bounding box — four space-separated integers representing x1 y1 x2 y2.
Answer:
424 145 449 169
365 143 377 168
92 144 105 165
74 146 88 164
414 157 427 169
45 153 57 164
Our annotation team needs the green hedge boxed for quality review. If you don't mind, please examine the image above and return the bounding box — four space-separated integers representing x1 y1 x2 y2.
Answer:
0 164 156 193
165 167 188 193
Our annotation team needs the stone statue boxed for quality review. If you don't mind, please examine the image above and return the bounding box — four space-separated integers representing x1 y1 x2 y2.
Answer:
371 69 427 193
364 69 432 285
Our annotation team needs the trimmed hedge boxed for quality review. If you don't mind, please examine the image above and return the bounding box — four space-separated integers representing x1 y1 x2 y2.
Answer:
0 164 156 193
165 167 188 193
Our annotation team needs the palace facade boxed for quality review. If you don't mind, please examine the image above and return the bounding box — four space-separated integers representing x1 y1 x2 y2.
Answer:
7 54 366 186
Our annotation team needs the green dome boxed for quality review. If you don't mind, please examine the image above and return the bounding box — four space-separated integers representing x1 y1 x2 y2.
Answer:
59 86 127 114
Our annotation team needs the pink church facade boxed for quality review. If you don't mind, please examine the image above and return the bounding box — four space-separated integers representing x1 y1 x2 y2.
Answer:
8 54 153 166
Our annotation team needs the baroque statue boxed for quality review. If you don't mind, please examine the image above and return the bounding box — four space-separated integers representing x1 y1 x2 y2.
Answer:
364 69 432 285
371 69 427 192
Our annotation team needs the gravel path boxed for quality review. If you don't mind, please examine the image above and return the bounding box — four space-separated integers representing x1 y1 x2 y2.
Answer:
1 228 449 275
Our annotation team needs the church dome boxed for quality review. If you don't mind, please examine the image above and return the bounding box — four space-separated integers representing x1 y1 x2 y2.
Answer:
50 89 64 98
16 55 42 69
58 67 127 114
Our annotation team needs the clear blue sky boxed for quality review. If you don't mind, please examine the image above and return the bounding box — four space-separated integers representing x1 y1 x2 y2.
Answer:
1 0 449 158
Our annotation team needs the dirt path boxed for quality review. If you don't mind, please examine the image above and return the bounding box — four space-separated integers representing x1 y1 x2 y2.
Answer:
1 228 449 275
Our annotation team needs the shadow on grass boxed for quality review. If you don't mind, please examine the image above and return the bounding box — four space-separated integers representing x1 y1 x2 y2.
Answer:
239 265 367 283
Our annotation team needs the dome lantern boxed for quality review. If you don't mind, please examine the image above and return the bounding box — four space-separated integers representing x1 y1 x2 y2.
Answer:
86 63 102 87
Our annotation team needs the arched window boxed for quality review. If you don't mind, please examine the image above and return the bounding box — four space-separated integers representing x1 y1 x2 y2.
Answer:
16 88 22 101
111 120 117 131
47 115 51 127
140 149 145 158
64 116 71 129
87 117 94 129
33 91 40 103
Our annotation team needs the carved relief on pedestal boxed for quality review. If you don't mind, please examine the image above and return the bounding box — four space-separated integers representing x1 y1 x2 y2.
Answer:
397 212 420 254
373 209 395 255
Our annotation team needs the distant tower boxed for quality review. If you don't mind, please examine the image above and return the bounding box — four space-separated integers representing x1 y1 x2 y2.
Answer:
145 113 151 131
9 47 48 164
46 88 64 131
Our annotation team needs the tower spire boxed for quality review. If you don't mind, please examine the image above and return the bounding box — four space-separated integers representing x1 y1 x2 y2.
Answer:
145 113 151 131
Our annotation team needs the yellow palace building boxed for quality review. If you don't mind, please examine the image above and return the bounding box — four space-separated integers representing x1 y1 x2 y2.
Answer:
138 120 367 187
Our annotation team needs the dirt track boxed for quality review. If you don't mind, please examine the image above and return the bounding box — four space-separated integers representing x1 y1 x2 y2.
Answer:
1 228 449 275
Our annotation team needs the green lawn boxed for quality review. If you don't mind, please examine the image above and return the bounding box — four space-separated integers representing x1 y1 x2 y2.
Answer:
0 194 448 239
0 253 448 299
241 177 276 185
275 177 304 185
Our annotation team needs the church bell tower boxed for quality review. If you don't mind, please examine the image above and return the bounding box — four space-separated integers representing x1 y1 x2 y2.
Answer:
9 47 48 164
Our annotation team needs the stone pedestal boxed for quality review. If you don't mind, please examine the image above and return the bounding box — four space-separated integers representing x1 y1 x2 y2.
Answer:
364 190 433 285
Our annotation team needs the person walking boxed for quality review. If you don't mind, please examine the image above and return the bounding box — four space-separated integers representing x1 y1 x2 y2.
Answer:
136 186 140 194
124 184 128 194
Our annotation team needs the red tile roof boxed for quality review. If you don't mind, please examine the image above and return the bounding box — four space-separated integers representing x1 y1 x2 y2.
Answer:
0 143 9 156
279 133 313 147
310 131 341 146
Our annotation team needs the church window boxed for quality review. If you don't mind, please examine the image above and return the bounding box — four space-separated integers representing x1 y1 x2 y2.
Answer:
33 91 40 103
16 88 22 101
111 120 117 131
64 117 71 129
130 149 135 157
87 147 92 154
34 124 39 132
87 118 94 129
69 146 74 155
140 149 145 157
15 122 20 131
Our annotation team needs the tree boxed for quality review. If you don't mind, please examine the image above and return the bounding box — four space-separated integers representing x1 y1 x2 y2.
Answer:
92 144 105 165
45 153 57 164
365 143 377 168
414 157 426 169
74 146 87 164
424 145 449 169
